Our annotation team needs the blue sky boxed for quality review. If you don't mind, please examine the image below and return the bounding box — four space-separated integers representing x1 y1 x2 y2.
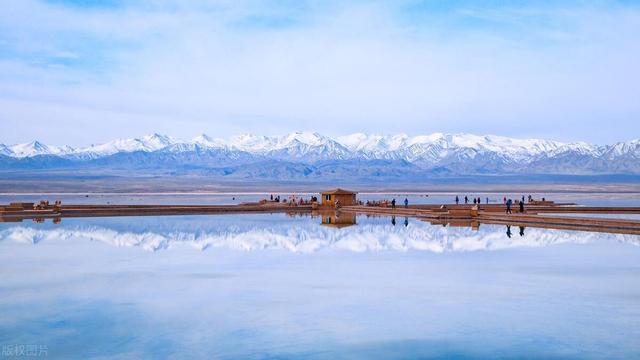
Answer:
1 0 639 146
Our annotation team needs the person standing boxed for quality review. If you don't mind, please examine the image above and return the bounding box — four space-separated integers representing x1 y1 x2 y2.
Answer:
391 198 396 209
465 196 469 204
519 200 525 213
506 198 512 214
455 196 459 205
404 198 409 208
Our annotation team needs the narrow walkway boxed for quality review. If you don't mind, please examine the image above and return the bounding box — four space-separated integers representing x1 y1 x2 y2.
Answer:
341 205 640 235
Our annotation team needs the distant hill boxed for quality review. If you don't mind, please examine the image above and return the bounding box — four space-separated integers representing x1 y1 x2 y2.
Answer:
1 132 639 182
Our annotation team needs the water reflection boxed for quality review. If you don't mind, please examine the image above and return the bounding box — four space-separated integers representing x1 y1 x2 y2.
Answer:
2 213 640 359
1 212 638 253
320 213 356 228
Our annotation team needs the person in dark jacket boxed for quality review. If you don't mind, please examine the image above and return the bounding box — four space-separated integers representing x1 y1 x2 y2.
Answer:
391 199 396 209
506 198 512 214
455 196 459 205
464 196 469 204
519 200 525 213
404 198 409 208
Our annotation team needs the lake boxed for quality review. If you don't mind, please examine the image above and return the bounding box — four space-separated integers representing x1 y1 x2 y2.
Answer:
1 211 640 359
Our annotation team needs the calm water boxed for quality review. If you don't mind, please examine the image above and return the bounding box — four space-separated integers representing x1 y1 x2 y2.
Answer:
1 211 640 359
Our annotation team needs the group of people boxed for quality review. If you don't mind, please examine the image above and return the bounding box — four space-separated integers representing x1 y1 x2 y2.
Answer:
452 194 534 214
504 196 528 214
366 198 409 208
33 200 62 210
268 194 318 206
455 196 486 205
390 198 409 209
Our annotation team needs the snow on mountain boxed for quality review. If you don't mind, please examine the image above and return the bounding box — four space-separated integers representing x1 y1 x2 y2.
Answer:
337 133 571 163
8 141 74 158
225 131 352 160
338 133 409 153
0 144 13 156
267 132 352 160
601 139 640 159
192 134 226 148
2 132 639 174
76 133 179 157
227 133 278 152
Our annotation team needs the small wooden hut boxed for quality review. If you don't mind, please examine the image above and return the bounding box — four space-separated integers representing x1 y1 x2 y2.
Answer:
320 188 357 207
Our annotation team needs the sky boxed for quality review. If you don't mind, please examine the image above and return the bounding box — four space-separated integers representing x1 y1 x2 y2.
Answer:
1 0 639 147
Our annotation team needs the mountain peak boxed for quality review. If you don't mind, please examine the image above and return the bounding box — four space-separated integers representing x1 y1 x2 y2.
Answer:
2 132 640 175
141 133 173 143
192 134 226 148
194 133 213 141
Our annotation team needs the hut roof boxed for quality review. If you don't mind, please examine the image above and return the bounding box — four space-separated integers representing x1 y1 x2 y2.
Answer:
321 188 357 195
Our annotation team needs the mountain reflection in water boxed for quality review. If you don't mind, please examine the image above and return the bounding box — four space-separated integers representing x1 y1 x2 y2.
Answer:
1 212 638 253
2 212 640 359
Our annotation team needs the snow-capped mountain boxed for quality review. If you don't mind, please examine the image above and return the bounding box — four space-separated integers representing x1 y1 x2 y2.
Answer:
338 133 600 164
1 131 639 176
75 133 179 158
6 141 74 158
0 144 12 156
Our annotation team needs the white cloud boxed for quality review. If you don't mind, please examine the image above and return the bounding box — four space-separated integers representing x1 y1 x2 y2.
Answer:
1 0 639 146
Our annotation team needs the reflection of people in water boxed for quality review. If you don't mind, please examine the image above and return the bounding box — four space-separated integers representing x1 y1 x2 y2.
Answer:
506 225 512 238
519 226 525 236
391 216 396 226
404 217 409 227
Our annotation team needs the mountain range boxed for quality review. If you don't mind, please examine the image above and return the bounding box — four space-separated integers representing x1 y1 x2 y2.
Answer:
1 132 639 179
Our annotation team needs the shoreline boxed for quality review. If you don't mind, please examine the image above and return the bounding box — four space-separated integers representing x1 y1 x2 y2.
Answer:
2 190 640 196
